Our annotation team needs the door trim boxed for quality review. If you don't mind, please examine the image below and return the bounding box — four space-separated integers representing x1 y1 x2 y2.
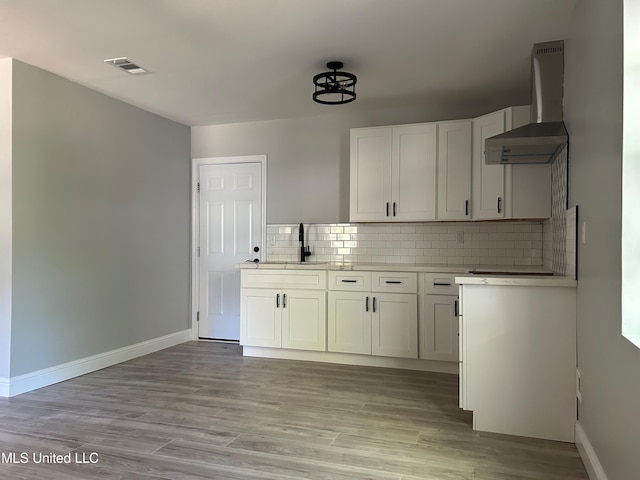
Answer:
190 155 267 341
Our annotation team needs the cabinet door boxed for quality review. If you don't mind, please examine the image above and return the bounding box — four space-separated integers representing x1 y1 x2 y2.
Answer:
473 110 506 220
281 290 327 351
328 291 371 354
391 124 437 221
240 288 281 348
349 128 393 221
420 294 459 362
437 121 472 220
371 293 418 358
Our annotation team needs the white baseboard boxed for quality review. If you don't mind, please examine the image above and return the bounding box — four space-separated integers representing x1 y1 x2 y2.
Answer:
0 376 8 397
1 329 191 398
576 422 609 480
243 347 459 374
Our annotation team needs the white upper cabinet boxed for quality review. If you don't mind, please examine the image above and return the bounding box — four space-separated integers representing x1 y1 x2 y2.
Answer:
472 110 508 220
437 120 472 220
391 124 437 221
350 124 437 222
350 109 551 223
350 128 393 221
472 106 552 220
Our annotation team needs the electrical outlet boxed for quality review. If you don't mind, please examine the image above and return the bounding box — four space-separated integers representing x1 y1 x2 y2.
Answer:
269 235 277 247
576 368 583 403
456 231 464 244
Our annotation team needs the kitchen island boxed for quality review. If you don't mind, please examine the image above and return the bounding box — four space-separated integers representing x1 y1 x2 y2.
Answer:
455 274 577 442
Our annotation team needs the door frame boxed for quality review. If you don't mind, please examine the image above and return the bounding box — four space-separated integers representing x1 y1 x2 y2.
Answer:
190 155 267 341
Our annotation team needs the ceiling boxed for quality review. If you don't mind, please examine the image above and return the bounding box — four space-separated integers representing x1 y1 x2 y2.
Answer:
0 0 577 126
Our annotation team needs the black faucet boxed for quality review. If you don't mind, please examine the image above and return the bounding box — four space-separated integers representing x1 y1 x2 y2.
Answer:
299 223 311 262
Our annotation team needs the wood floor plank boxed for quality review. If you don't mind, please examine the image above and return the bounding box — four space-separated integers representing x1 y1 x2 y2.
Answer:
0 342 589 480
154 438 401 480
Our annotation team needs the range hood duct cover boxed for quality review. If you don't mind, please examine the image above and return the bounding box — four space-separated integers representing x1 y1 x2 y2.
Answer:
485 40 568 165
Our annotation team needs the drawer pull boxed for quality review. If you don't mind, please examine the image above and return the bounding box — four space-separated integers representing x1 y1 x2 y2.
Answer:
385 280 403 284
276 293 280 308
373 297 377 313
454 299 459 317
365 296 369 312
341 279 358 283
434 282 452 286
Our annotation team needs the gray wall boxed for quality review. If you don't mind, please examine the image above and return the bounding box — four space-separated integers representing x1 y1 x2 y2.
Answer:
192 101 506 224
0 59 11 379
9 60 191 377
565 1 640 478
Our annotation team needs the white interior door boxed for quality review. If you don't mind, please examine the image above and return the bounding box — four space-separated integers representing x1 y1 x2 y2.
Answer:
198 162 262 340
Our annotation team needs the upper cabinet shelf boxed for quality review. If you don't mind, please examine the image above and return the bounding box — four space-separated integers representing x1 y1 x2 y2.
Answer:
349 107 551 223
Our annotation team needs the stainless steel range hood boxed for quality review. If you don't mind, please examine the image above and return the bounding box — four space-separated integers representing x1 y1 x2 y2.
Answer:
485 40 568 164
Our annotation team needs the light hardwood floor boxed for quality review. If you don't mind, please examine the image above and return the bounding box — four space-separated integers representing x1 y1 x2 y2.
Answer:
0 342 588 479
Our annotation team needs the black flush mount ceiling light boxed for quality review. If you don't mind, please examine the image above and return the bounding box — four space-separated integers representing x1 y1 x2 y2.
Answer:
313 61 357 105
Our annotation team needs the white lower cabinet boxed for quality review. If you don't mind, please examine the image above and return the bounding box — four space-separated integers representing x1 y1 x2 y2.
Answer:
328 291 371 354
457 282 576 442
281 289 326 351
372 293 418 358
328 271 418 359
419 274 459 362
240 270 327 352
241 288 281 348
420 295 458 362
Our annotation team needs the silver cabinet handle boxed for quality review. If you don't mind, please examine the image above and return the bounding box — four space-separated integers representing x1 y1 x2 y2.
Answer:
365 296 369 312
276 293 280 308
497 196 503 213
283 293 287 308
373 297 377 313
454 299 459 317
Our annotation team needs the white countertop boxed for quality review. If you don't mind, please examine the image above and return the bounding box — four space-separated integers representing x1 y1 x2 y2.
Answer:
237 261 471 272
236 261 575 286
454 275 577 287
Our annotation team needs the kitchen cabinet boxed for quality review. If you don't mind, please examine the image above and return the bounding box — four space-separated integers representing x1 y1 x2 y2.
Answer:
371 293 418 358
327 291 371 354
241 288 281 348
240 270 327 351
419 274 459 362
437 120 472 220
457 279 576 442
472 106 552 220
350 124 437 222
328 271 418 358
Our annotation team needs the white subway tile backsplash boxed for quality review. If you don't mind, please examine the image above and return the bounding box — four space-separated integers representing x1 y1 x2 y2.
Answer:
266 221 545 266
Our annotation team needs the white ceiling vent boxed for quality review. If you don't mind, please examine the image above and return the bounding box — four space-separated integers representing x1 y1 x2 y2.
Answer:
104 57 150 75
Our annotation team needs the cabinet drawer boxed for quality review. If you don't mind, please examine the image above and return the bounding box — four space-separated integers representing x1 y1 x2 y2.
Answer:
422 273 458 295
328 271 371 291
241 269 327 290
371 272 417 293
